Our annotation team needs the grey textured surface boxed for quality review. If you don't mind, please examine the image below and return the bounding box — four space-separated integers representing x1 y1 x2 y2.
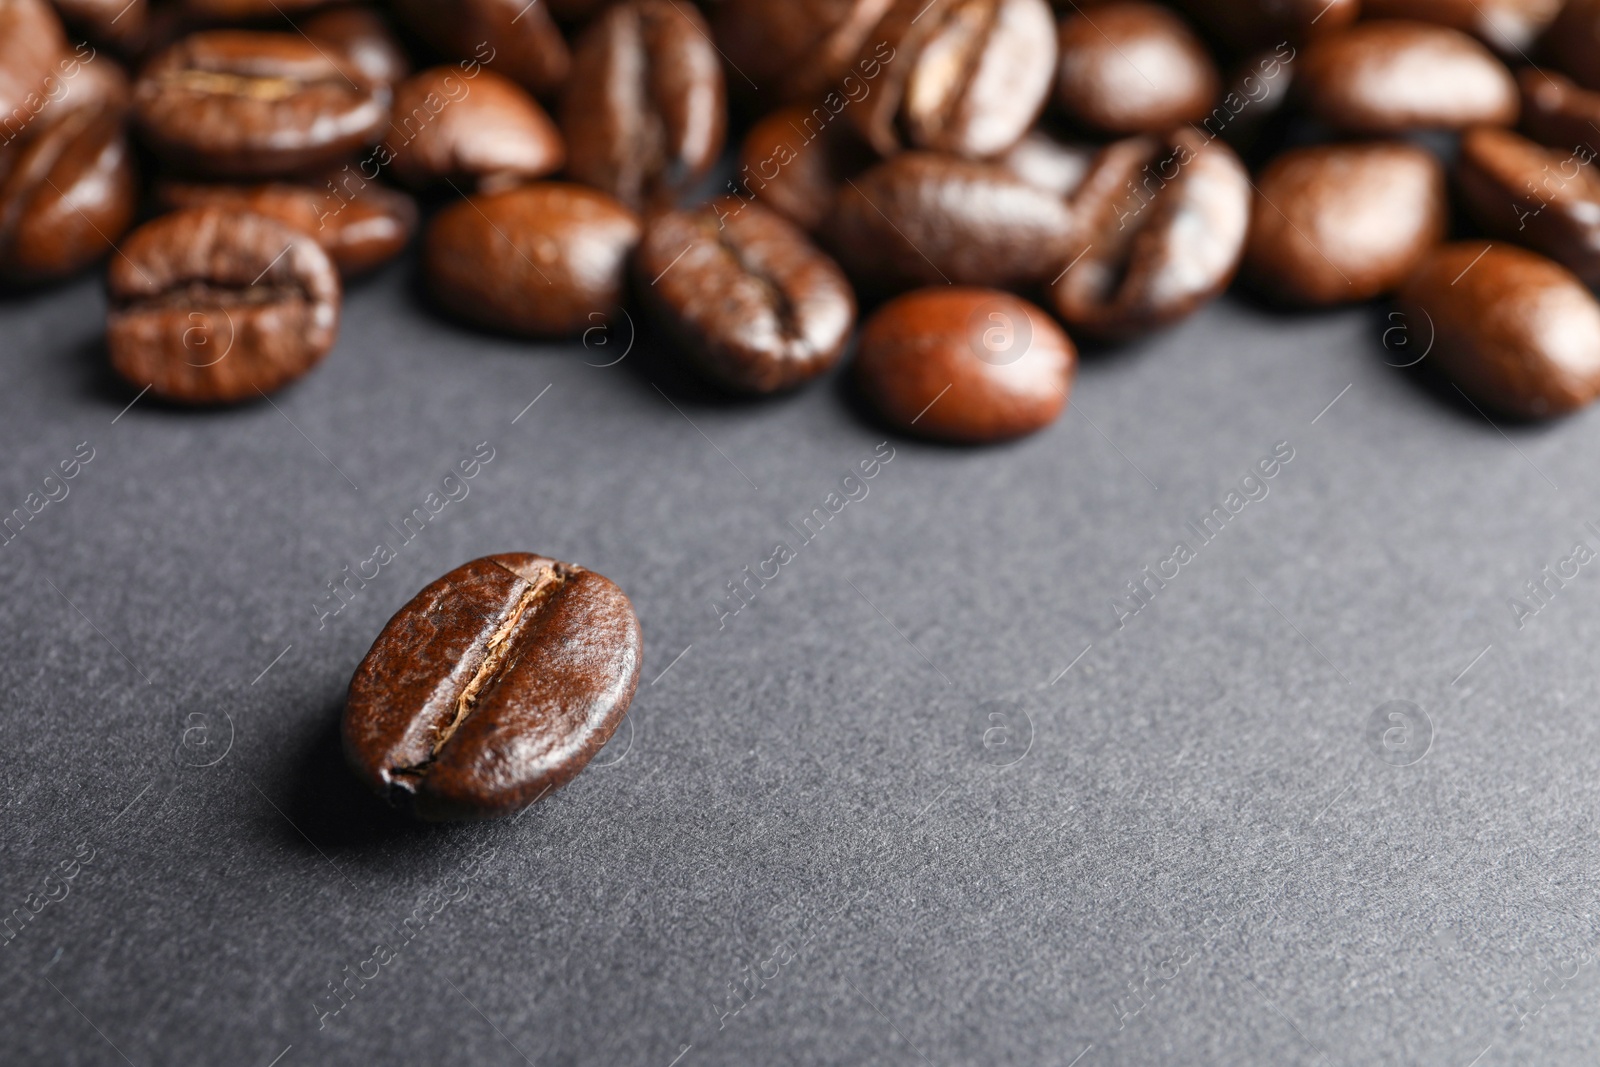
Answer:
3 262 1600 1067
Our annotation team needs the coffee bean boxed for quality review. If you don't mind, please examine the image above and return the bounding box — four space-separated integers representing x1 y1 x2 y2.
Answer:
1457 126 1600 287
1168 0 1357 53
386 67 563 192
133 30 389 178
636 198 856 394
183 0 334 17
1519 67 1600 154
996 129 1096 197
49 0 150 53
107 206 340 403
343 553 642 821
826 152 1073 291
712 0 897 106
1049 128 1250 339
393 0 570 98
300 6 410 89
736 104 875 232
1214 46 1296 153
1295 21 1518 134
1243 142 1446 306
1054 0 1218 136
854 287 1073 443
425 182 640 337
1542 0 1600 91
1398 241 1600 418
560 0 726 211
156 176 417 277
0 0 68 141
1361 0 1562 54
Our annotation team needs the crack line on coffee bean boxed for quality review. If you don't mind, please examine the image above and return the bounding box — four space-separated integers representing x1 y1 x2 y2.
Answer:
909 383 951 425
651 382 760 490
1065 396 1160 491
1243 576 1351 686
663 0 757 90
43 575 152 685
842 177 952 284
444 179 553 285
1450 384 1560 490
844 576 952 686
253 387 361 493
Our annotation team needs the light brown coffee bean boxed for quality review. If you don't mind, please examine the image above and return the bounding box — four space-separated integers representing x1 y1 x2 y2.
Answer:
385 66 564 192
995 129 1097 197
1054 1 1219 136
1457 125 1600 287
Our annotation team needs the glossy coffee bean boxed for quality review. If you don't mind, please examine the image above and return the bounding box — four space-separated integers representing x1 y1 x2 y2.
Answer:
1243 142 1446 306
386 67 564 192
736 104 875 232
996 129 1096 197
343 553 643 821
300 6 410 88
1049 128 1250 339
1295 21 1518 134
393 0 570 98
1054 1 1218 136
0 0 68 139
1168 0 1357 53
425 182 640 337
1398 242 1600 418
1542 0 1600 91
1361 0 1562 54
561 0 725 211
1519 67 1600 153
133 31 388 178
855 287 1073 443
826 152 1074 291
156 177 417 277
711 0 897 105
636 199 856 394
1457 126 1600 287
848 0 1056 159
1214 45 1296 152
107 207 340 403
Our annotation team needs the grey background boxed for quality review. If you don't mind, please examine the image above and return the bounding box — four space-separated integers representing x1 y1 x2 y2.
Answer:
3 260 1599 1067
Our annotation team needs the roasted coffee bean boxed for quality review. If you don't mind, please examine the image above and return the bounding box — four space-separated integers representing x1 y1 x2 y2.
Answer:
1457 126 1600 287
1168 0 1357 53
1214 45 1296 152
996 129 1096 196
343 553 643 822
847 0 1057 159
1243 142 1446 306
1049 128 1250 339
735 104 875 232
1295 21 1518 134
156 177 417 277
300 6 410 88
386 67 563 192
712 0 898 106
1054 1 1218 136
1361 0 1562 54
1519 67 1600 153
1398 242 1600 418
50 0 150 53
855 287 1073 443
0 0 68 139
183 0 333 17
1542 0 1600 91
561 0 725 211
393 0 570 98
826 152 1073 292
425 182 640 336
107 207 340 403
635 199 856 394
548 0 613 22
133 31 388 178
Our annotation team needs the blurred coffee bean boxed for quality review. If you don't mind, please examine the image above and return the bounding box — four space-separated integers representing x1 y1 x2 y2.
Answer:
1243 142 1446 306
1519 67 1600 153
1054 0 1218 136
183 0 332 17
712 0 898 106
1457 125 1600 286
1362 0 1562 54
156 176 417 277
133 31 388 178
425 182 639 336
1214 46 1295 153
1 0 68 141
386 67 563 192
635 199 856 394
1398 241 1600 418
1296 21 1518 134
560 0 725 211
1168 0 1357 53
855 287 1073 443
1049 128 1250 340
50 0 151 53
848 0 1057 159
1542 0 1600 91
826 152 1073 291
107 207 340 403
548 0 614 22
300 6 409 88
393 0 570 98
996 129 1096 196
735 104 875 232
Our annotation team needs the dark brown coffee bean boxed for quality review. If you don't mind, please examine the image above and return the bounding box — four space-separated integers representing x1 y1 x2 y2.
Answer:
1054 1 1218 136
712 0 897 106
155 176 416 277
635 198 856 394
1049 128 1249 340
1457 126 1600 287
300 6 410 88
425 182 640 336
855 287 1073 443
1361 0 1561 54
1519 67 1600 154
183 0 333 17
1213 45 1296 152
50 0 149 52
393 0 570 98
1542 0 1600 91
107 206 340 403
1243 142 1446 306
1398 241 1600 418
826 152 1073 292
385 67 563 192
0 0 68 141
133 31 388 178
1168 0 1357 53
1295 21 1518 134
560 0 725 211
735 104 875 232
343 553 642 822
996 129 1096 197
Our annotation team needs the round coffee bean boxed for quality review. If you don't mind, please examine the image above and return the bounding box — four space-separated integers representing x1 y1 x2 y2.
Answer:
1168 0 1358 53
1049 128 1250 339
1457 126 1600 287
855 287 1073 443
1519 67 1600 153
0 0 68 137
425 182 640 337
300 6 410 88
133 30 389 178
393 0 571 98
1543 0 1600 90
1360 0 1562 54
1054 1 1219 136
107 207 340 404
1398 241 1600 418
343 553 643 822
711 0 896 105
636 198 856 394
1243 142 1446 306
826 152 1074 292
386 66 564 192
1295 21 1518 134
560 0 726 211
736 104 875 232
